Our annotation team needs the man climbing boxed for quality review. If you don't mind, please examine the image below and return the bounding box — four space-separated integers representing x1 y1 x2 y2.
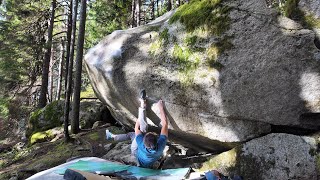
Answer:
105 90 168 169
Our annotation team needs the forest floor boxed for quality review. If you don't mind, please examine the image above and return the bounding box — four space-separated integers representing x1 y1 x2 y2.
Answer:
0 122 113 180
0 117 212 180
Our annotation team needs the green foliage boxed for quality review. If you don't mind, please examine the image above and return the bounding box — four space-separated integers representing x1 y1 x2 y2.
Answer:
149 39 162 56
185 35 197 46
169 0 230 35
0 0 50 117
80 85 96 99
149 28 169 56
281 0 300 18
85 0 132 49
159 28 169 43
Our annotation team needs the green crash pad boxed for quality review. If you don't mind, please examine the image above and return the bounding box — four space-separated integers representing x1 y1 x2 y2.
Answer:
55 160 190 179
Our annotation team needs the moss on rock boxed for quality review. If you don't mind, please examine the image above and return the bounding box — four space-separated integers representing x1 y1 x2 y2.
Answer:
199 148 238 172
303 14 320 29
27 100 64 137
88 131 100 141
169 0 230 36
30 130 55 144
198 146 267 179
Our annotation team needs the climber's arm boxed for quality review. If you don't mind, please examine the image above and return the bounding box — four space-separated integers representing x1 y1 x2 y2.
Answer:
159 100 168 137
135 118 142 135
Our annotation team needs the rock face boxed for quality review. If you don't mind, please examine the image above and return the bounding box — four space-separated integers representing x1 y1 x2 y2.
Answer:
70 101 115 129
84 0 320 144
299 0 320 18
199 133 318 180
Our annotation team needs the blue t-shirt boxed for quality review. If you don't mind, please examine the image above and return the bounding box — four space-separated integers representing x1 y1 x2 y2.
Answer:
135 133 167 168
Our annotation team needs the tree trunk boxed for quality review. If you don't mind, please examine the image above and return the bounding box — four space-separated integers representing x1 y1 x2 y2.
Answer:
156 0 159 17
131 0 136 27
38 0 56 108
71 0 86 134
48 49 54 102
56 39 64 100
151 0 155 20
63 0 75 142
167 0 172 11
135 0 141 26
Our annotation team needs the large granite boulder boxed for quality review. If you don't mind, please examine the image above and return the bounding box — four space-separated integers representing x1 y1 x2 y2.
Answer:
84 0 320 145
198 133 319 180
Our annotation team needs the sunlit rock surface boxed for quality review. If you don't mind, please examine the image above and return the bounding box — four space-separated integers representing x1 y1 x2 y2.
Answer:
84 0 320 146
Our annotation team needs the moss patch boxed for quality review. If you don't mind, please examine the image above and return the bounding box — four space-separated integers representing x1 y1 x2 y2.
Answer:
149 39 162 56
30 130 55 144
185 35 198 46
149 28 170 56
199 148 238 172
159 28 169 43
198 146 276 179
169 0 230 35
80 86 97 99
172 44 200 86
303 14 320 29
147 25 161 32
149 0 234 88
87 131 100 141
281 0 300 18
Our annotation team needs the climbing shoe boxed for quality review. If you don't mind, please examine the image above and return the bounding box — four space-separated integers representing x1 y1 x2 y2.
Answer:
140 89 147 100
105 129 113 140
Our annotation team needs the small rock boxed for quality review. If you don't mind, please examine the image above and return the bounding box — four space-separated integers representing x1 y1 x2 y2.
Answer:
92 121 107 129
13 142 25 151
104 143 115 152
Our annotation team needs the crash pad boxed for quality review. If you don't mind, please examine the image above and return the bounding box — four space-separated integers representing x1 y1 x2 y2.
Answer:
55 159 190 179
26 157 190 180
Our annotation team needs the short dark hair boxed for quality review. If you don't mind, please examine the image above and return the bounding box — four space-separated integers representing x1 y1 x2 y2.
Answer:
143 132 157 149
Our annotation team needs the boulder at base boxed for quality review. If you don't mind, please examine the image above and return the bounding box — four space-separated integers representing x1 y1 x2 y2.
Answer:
199 133 319 180
84 0 320 144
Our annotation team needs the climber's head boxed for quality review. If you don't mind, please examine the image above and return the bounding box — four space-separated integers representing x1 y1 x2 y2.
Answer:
143 132 158 150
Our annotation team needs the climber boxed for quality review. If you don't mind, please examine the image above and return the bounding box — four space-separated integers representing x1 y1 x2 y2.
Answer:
105 89 168 169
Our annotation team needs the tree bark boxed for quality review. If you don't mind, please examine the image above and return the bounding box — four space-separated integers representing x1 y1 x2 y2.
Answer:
156 0 159 17
151 0 155 20
64 0 75 142
135 0 141 26
56 39 64 100
48 49 54 102
167 0 172 11
71 0 86 134
131 0 136 27
39 0 56 108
